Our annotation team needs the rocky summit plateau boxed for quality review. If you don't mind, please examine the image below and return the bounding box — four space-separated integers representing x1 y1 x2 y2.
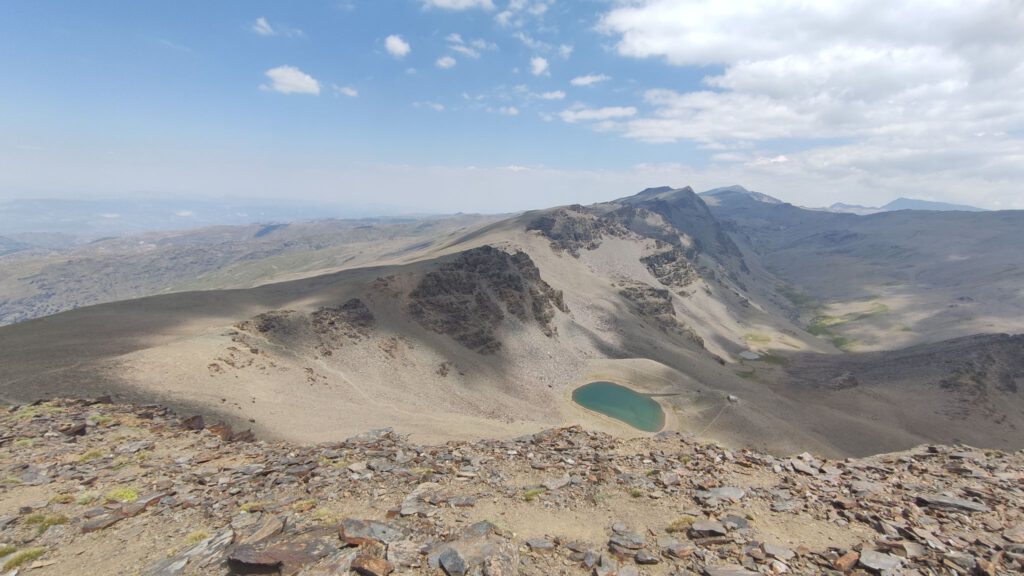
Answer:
1 398 1022 575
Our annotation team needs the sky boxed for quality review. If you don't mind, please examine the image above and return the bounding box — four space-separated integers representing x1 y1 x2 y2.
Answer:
2 0 1023 214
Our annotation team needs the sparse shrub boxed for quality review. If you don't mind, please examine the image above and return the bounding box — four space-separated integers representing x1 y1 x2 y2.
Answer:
628 488 643 498
523 488 546 502
24 514 68 535
3 547 45 570
50 494 74 504
105 487 140 503
13 439 33 449
666 515 696 533
185 530 209 546
0 545 15 558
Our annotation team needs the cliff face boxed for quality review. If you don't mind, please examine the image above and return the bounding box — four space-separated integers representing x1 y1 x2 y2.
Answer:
1 398 1021 576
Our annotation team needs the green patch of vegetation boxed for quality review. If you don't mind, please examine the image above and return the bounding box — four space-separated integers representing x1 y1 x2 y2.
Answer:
743 332 771 343
78 449 105 462
13 438 34 449
3 547 45 570
24 514 68 535
0 545 15 558
628 488 643 498
87 414 114 427
1 476 22 485
105 487 140 503
312 508 341 525
50 494 74 504
239 501 271 513
666 515 696 534
185 530 210 546
776 284 821 314
523 488 546 502
14 404 62 420
291 499 316 512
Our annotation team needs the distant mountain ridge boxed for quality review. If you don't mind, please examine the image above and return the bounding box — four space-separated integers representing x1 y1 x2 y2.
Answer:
828 197 986 214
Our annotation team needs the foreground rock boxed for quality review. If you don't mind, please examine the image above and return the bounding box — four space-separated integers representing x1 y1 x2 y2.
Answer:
0 398 1022 575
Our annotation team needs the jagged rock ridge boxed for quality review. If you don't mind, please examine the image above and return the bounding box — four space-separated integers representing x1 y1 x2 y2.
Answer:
408 246 568 354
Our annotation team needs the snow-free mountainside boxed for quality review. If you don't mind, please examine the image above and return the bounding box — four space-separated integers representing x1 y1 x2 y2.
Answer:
1 187 1022 459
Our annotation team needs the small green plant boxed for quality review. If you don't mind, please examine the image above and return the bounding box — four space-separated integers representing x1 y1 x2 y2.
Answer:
0 545 15 558
50 494 74 504
3 547 45 570
185 530 210 546
0 476 22 485
743 332 771 344
24 514 68 535
239 501 271 513
105 487 140 503
291 499 316 512
13 438 33 449
628 488 643 498
523 488 546 502
78 449 105 462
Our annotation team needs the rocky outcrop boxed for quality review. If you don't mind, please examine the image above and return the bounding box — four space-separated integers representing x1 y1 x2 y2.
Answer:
408 246 567 354
618 282 704 347
235 298 376 356
526 206 628 257
1 398 1022 575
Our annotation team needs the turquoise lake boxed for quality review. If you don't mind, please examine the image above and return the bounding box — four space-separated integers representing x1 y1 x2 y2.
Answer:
572 381 665 432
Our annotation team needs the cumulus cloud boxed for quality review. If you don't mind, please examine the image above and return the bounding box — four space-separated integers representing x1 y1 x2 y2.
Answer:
530 56 549 76
570 74 610 87
540 90 566 100
385 35 411 58
498 106 520 116
261 66 321 95
436 56 457 69
423 0 494 10
593 0 1024 198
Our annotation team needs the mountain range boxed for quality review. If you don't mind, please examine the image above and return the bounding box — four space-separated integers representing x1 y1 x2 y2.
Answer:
1 185 1021 458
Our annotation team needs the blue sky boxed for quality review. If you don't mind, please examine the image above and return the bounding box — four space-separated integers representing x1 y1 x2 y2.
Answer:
2 1 1023 213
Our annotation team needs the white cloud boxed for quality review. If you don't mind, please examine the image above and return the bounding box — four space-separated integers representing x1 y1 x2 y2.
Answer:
558 44 573 59
446 33 497 59
385 35 411 58
422 0 494 10
559 105 637 123
496 0 555 28
591 0 1024 199
333 85 359 97
252 17 275 36
540 90 566 100
530 56 549 76
498 106 520 116
415 101 445 112
173 210 194 217
251 17 303 38
436 56 457 69
261 66 321 95
570 74 611 87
